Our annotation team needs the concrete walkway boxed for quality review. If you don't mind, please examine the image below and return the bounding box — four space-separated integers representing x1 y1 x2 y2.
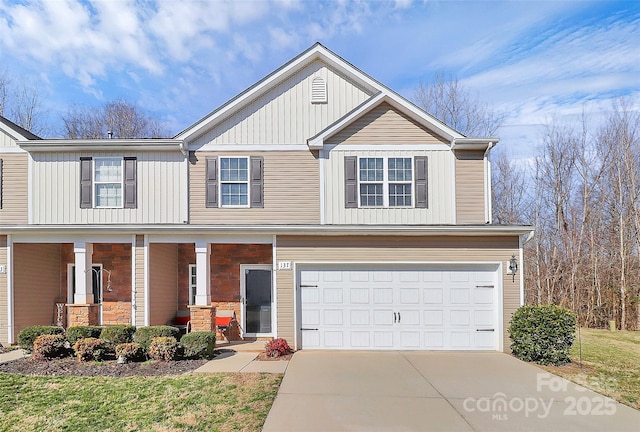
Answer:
263 351 640 432
0 349 27 364
192 341 289 374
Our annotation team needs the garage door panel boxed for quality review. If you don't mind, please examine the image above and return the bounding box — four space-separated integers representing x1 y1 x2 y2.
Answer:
299 267 498 350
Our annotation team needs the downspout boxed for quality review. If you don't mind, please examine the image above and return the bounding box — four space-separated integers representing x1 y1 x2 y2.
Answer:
484 142 496 223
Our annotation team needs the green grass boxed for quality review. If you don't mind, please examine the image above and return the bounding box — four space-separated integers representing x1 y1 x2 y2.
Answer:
542 328 640 410
0 372 282 432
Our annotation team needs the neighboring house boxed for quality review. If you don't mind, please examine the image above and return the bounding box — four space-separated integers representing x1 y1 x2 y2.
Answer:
0 44 533 352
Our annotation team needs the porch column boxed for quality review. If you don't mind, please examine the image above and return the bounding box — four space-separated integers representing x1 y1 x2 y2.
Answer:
73 242 94 304
195 241 211 305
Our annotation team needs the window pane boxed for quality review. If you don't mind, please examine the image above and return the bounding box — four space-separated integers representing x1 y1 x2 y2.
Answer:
388 158 412 182
95 184 122 207
359 158 383 181
221 183 248 206
95 159 122 182
389 183 412 207
221 157 248 182
360 183 383 207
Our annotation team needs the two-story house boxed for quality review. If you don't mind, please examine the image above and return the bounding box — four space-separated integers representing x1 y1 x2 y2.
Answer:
0 44 532 352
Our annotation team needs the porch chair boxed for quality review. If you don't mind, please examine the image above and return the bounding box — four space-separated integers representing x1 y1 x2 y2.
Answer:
216 310 240 341
170 310 191 334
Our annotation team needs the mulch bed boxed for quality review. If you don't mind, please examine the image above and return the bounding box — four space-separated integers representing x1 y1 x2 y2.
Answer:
0 356 208 377
255 352 293 361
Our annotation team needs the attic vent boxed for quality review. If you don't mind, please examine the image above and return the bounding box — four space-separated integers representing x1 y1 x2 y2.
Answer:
311 76 327 104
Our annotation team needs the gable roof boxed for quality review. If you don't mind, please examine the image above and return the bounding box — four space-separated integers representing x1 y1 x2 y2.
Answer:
0 115 41 141
175 43 466 144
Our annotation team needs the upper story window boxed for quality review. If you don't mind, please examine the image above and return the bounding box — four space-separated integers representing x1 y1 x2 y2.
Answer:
205 156 264 209
220 157 249 207
94 158 123 208
80 157 137 209
345 155 428 209
358 157 413 208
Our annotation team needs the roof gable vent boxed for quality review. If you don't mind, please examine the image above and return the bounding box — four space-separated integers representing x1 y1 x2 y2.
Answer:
311 76 327 104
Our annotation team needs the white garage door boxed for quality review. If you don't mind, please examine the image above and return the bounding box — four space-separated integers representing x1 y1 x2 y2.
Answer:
299 266 499 350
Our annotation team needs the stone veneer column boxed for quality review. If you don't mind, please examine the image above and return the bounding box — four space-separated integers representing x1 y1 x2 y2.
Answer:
67 304 100 327
188 305 217 333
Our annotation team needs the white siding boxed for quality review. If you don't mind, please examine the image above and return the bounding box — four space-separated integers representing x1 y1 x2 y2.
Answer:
325 149 454 224
191 61 374 147
0 129 21 149
31 152 187 224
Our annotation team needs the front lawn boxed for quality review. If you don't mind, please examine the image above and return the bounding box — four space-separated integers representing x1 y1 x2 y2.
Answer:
0 372 281 432
541 328 640 410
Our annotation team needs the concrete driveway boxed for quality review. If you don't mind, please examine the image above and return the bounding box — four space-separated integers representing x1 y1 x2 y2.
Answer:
262 351 640 432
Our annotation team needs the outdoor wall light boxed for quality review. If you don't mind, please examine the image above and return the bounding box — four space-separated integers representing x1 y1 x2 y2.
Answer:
509 255 518 283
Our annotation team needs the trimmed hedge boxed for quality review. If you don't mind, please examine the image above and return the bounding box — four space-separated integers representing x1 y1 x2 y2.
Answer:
180 332 216 359
115 342 145 363
17 326 64 352
32 334 68 360
66 326 103 345
134 326 180 350
509 304 576 366
100 325 136 348
73 338 109 362
148 337 178 361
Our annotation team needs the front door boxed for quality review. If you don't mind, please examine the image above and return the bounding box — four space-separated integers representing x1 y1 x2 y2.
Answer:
241 265 273 336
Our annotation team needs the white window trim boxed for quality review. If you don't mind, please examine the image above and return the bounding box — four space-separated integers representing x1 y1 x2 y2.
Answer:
358 156 414 208
219 156 250 208
188 264 197 306
94 157 124 209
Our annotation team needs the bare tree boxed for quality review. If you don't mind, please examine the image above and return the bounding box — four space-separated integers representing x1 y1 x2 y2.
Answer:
413 72 504 137
491 150 529 225
62 99 169 139
0 70 50 136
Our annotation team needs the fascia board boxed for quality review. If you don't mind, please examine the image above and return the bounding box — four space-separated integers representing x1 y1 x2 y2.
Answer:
17 139 184 153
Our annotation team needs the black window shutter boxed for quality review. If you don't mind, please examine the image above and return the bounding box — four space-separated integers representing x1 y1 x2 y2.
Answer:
123 157 137 209
345 156 358 208
250 156 264 208
80 157 92 208
206 157 218 208
414 156 428 208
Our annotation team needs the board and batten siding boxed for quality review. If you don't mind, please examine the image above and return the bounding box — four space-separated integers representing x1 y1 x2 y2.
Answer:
134 235 145 327
0 152 28 224
325 103 449 145
0 236 7 345
274 235 520 352
191 61 374 147
31 152 187 224
325 149 453 224
0 129 22 148
148 243 178 326
12 243 61 341
190 151 320 224
455 151 486 224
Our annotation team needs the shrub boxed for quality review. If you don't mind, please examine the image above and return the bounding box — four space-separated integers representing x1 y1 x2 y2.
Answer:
134 326 180 350
100 325 136 349
73 337 109 362
115 342 145 363
264 338 293 358
17 326 64 352
180 332 216 359
509 304 576 366
32 334 68 360
148 336 178 361
66 326 103 345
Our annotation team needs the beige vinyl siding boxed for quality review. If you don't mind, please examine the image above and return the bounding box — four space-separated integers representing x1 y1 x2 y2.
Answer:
456 151 486 224
325 149 453 224
0 153 28 224
326 103 449 145
190 151 320 224
31 151 187 224
191 61 374 147
13 243 61 341
274 235 520 352
148 243 178 326
134 235 145 327
0 236 7 344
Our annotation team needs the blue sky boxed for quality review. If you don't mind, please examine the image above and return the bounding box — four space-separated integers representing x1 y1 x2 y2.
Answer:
1 0 638 157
